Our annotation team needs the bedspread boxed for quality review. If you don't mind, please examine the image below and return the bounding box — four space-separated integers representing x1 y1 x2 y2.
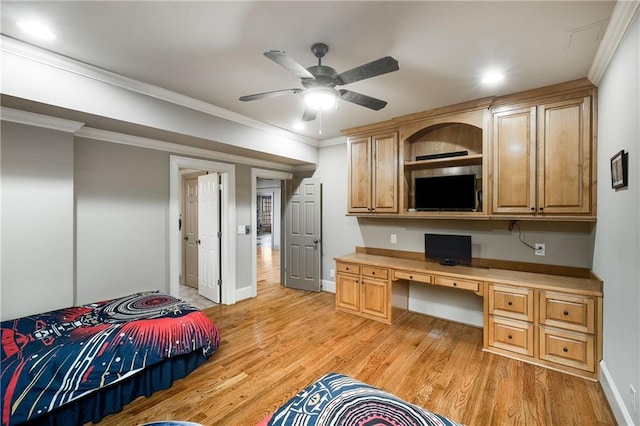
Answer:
1 291 219 426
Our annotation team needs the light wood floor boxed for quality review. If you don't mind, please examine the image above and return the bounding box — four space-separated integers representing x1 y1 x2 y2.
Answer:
97 247 615 425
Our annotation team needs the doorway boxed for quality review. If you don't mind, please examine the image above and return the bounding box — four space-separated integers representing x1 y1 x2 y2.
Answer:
170 156 236 305
250 169 292 298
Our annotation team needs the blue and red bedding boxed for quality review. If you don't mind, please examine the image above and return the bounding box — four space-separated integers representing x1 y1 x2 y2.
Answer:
1 291 219 426
259 372 463 426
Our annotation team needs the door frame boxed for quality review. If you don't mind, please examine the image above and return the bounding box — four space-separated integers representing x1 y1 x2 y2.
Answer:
250 168 292 297
170 155 236 304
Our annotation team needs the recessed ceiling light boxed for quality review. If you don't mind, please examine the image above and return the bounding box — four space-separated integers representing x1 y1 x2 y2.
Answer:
17 20 57 41
481 70 504 85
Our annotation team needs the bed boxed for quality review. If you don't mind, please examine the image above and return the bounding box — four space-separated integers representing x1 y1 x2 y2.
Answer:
1 291 220 426
259 372 462 426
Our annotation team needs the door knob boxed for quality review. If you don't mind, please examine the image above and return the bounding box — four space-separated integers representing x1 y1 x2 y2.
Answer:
196 239 201 245
183 236 189 241
313 239 320 244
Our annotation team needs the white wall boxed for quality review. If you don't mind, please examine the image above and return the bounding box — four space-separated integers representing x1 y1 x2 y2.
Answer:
75 138 170 303
315 142 596 327
1 123 74 320
592 12 640 424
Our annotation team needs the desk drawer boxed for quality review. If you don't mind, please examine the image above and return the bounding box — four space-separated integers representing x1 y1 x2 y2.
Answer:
539 326 595 372
337 262 360 275
540 291 595 334
488 316 534 357
433 275 480 292
488 284 534 322
362 266 388 280
393 270 431 284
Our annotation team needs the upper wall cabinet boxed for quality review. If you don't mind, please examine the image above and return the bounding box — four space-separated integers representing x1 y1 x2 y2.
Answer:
342 78 597 222
347 131 398 213
491 82 595 219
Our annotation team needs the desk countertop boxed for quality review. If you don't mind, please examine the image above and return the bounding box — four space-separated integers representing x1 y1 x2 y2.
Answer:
335 252 603 296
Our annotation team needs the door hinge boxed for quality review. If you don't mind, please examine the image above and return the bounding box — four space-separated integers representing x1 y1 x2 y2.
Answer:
217 232 222 238
217 279 222 286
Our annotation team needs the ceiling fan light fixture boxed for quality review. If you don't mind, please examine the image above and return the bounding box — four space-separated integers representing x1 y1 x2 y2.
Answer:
302 87 339 111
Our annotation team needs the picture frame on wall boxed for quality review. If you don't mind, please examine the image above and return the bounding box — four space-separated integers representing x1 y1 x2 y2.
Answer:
610 150 628 189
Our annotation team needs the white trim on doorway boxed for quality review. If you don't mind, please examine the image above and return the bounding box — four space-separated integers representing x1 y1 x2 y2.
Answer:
250 168 293 297
170 155 236 305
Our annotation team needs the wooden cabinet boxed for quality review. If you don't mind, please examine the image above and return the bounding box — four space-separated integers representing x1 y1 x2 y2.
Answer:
347 132 398 214
492 94 594 216
485 283 600 378
335 261 407 324
341 78 597 222
336 252 603 380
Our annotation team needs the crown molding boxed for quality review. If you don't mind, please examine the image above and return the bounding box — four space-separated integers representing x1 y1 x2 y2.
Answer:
588 0 640 85
318 135 347 148
0 107 85 133
74 127 310 172
1 35 320 147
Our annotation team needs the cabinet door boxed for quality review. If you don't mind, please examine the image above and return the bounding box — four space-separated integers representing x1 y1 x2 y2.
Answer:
347 136 372 213
335 273 360 312
537 96 591 214
360 278 389 320
371 132 398 213
492 107 537 214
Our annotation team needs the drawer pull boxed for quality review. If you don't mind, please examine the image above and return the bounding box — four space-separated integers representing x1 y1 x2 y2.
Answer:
345 267 349 271
372 271 375 275
563 347 569 353
508 334 513 340
453 282 457 287
508 301 513 306
563 310 569 316
409 275 413 279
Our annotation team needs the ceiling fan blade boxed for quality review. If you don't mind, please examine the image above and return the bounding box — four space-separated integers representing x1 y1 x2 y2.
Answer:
339 90 388 111
239 88 302 102
337 56 399 85
264 50 315 79
301 108 317 122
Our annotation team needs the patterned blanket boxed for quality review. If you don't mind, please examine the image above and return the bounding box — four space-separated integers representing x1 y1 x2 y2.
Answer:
260 372 463 426
1 291 219 426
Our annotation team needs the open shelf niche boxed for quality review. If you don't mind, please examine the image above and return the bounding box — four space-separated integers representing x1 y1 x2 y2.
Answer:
398 106 489 217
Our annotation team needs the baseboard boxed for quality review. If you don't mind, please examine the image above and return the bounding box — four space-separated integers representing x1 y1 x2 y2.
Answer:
322 279 336 294
600 360 636 425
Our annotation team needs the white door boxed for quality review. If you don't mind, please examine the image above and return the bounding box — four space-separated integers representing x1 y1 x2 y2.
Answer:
284 178 322 291
198 173 221 303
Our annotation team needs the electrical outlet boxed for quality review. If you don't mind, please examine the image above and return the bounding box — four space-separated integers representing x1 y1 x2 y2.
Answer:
330 269 335 279
631 385 637 414
390 234 397 244
535 243 546 256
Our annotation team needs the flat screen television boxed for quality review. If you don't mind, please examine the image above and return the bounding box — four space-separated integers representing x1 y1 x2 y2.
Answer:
424 233 472 266
414 174 476 211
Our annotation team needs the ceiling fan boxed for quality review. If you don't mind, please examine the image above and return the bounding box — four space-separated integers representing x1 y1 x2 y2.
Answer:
239 42 399 122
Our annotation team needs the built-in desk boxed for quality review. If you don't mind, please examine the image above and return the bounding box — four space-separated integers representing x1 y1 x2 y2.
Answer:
334 249 603 380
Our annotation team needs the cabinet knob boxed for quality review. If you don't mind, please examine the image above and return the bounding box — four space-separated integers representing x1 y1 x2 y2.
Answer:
507 301 513 306
530 207 535 211
372 271 375 275
452 282 457 287
539 207 545 211
409 275 413 279
508 334 513 340
563 347 569 353
563 310 569 316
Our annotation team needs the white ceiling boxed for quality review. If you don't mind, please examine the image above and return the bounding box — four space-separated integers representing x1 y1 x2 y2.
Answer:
0 1 616 141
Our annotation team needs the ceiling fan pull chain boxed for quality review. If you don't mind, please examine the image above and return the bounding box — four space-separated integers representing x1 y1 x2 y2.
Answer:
318 111 323 135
